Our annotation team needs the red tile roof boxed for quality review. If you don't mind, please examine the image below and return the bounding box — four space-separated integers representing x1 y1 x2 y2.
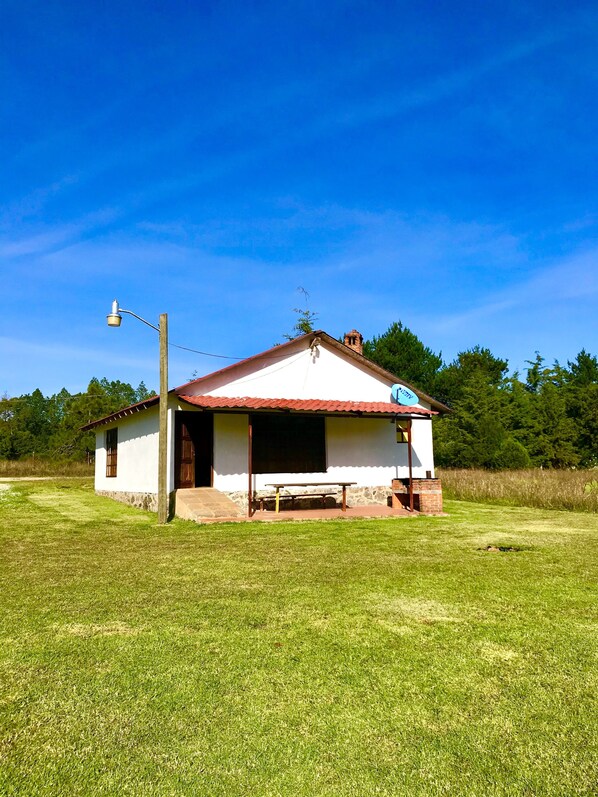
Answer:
178 395 436 416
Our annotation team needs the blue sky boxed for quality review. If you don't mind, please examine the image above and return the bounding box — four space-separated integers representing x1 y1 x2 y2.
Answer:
2 0 597 397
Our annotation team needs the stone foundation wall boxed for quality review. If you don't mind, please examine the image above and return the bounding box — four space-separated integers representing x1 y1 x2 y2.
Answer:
225 490 251 512
345 486 392 506
98 483 442 516
96 490 176 515
225 485 392 513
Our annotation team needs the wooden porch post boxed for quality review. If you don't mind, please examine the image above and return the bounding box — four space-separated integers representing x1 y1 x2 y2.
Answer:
247 414 253 517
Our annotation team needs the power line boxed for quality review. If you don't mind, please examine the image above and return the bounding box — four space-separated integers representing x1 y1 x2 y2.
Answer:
168 341 302 362
169 342 243 360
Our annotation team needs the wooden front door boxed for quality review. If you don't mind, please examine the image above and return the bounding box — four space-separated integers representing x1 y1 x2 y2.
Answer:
175 412 213 489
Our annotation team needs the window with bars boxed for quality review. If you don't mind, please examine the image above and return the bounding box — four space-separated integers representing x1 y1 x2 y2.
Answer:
252 414 326 474
106 428 118 477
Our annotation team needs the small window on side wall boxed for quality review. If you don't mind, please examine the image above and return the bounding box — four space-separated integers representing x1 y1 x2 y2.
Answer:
106 428 118 477
396 419 411 443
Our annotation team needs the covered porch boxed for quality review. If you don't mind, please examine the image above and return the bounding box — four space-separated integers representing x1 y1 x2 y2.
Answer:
173 394 438 519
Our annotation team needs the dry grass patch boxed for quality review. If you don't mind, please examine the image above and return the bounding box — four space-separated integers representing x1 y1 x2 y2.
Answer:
439 468 598 512
55 622 142 638
479 642 521 663
370 595 464 624
28 491 102 522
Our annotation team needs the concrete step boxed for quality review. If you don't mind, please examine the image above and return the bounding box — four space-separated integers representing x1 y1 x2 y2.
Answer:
175 488 244 522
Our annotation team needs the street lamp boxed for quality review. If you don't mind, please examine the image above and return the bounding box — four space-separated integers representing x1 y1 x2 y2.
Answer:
107 300 169 524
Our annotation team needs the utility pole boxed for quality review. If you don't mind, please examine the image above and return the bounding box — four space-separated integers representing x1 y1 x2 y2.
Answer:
158 313 168 524
108 300 170 524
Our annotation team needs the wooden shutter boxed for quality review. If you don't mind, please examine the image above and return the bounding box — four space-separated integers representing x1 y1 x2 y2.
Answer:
252 414 326 474
106 428 118 477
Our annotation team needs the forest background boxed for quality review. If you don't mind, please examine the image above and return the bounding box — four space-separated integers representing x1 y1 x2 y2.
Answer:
1 321 596 469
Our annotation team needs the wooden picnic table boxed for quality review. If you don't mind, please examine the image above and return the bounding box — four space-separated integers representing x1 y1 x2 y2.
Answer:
265 481 357 513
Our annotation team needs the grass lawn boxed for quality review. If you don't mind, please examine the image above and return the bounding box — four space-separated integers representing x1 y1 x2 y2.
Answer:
1 480 596 796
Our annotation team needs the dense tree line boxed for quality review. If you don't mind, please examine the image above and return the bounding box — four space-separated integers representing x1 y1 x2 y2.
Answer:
364 322 597 468
0 379 153 461
2 322 596 468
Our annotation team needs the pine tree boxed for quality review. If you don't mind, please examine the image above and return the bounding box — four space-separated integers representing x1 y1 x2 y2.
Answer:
434 346 508 407
525 381 579 467
363 321 442 394
435 370 507 468
561 350 598 466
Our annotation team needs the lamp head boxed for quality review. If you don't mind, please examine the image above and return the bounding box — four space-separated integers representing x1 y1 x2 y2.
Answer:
107 299 122 327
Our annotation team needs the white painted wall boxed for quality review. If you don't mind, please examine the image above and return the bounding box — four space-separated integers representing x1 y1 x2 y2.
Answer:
95 408 160 494
95 403 178 496
325 416 434 483
209 412 435 493
213 413 248 491
166 405 176 493
185 338 431 411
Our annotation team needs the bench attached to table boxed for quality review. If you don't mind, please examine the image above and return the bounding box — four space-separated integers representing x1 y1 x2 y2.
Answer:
256 491 338 512
261 482 357 513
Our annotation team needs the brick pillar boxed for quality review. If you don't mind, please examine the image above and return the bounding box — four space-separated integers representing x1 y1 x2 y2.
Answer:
391 478 443 514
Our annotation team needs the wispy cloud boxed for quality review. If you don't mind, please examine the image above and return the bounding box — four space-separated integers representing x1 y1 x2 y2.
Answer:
428 246 598 334
86 29 572 219
308 30 567 137
0 208 123 260
2 33 410 221
3 22 575 233
0 336 155 373
0 175 79 228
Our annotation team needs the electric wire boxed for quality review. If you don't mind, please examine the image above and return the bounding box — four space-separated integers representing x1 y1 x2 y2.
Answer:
168 342 246 360
168 340 311 362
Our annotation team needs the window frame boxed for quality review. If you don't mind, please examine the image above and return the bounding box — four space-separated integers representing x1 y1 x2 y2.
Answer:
251 413 327 475
105 428 118 478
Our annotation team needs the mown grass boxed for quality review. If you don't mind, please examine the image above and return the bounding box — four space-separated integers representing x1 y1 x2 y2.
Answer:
439 468 598 512
0 458 93 478
0 480 597 796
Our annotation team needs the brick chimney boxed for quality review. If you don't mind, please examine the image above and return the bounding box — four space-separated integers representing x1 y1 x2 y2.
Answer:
343 329 363 355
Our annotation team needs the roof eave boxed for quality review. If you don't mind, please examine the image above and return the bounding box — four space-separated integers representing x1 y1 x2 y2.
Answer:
177 395 436 417
80 395 160 431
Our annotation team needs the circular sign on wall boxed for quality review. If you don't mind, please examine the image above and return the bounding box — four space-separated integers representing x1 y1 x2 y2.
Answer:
391 384 419 406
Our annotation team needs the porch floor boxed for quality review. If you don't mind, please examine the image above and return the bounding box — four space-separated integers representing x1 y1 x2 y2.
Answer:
192 504 418 524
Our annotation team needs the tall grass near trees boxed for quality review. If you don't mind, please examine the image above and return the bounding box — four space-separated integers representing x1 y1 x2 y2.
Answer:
0 458 93 478
439 468 598 512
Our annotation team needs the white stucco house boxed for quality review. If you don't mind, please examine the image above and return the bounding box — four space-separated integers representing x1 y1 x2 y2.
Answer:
83 330 447 517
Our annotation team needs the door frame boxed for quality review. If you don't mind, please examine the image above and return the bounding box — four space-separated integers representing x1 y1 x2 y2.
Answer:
174 411 214 489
